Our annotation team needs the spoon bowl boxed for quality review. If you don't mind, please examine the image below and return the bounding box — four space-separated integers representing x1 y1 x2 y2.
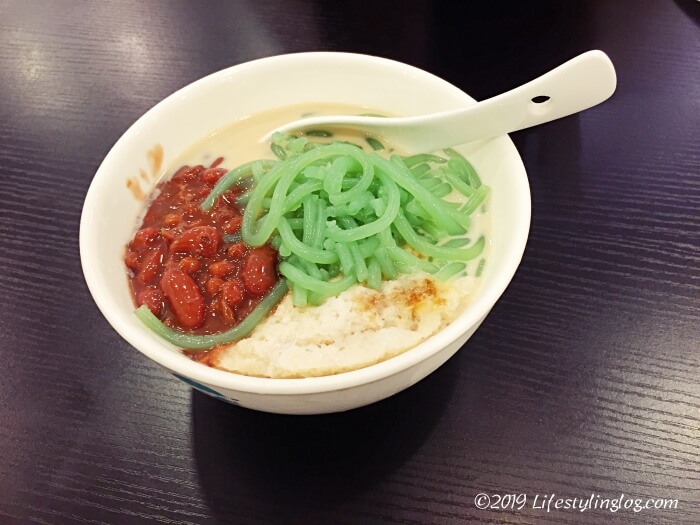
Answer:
265 50 616 152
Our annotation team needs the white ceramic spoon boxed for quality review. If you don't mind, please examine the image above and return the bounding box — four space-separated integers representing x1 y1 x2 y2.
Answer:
264 50 616 152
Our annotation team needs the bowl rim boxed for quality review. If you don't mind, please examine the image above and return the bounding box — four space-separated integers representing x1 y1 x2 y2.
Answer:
80 51 531 396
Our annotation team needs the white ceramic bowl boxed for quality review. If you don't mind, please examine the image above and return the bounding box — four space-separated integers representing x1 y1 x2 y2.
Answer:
80 52 531 415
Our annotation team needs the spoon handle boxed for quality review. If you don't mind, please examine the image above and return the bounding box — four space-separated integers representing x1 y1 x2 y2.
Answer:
438 50 616 142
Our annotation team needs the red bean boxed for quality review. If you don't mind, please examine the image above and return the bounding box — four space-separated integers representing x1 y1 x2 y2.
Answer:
179 256 201 274
182 204 199 218
160 269 205 329
137 287 163 317
221 280 244 306
172 165 204 182
241 245 277 296
170 226 221 257
125 251 141 271
195 186 211 199
209 260 234 277
160 228 177 242
226 242 247 259
131 227 158 250
177 189 200 203
185 219 205 229
137 245 165 285
164 213 181 227
205 276 224 295
170 165 191 181
223 216 243 234
210 156 224 168
213 208 235 224
219 296 236 324
201 167 228 185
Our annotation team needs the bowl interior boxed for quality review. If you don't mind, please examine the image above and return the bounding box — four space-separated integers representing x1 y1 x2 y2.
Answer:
80 52 531 394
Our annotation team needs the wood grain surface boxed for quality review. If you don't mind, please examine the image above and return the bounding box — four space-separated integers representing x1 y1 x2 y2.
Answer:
0 0 698 523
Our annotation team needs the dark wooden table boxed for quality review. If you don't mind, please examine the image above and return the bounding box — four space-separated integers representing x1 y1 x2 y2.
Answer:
1 1 698 523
